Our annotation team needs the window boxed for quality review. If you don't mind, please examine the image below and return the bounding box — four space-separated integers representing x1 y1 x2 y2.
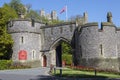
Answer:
32 50 36 60
20 36 25 44
21 36 24 43
100 44 103 56
31 19 35 27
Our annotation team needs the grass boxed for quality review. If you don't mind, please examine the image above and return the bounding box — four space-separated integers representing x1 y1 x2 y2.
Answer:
53 68 120 78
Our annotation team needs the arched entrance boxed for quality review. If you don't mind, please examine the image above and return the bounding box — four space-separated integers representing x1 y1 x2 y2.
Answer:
56 44 62 67
43 55 47 67
50 37 72 67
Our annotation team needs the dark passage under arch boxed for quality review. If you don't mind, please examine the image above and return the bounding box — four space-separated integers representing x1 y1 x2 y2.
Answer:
56 44 62 67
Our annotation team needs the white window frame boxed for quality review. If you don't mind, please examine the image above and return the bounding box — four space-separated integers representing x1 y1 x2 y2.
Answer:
32 50 36 60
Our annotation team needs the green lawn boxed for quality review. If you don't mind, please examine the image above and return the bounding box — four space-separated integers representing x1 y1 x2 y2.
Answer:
53 68 120 78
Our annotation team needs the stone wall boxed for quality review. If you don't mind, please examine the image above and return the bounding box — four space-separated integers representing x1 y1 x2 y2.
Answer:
8 19 44 66
76 22 119 71
79 23 100 59
41 22 76 51
7 12 120 70
100 22 117 58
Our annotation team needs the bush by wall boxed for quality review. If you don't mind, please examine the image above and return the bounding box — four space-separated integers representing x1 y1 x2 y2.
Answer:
0 60 12 70
0 60 31 70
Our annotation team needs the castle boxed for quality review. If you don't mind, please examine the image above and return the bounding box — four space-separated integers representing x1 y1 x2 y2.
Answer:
40 9 58 20
7 12 120 71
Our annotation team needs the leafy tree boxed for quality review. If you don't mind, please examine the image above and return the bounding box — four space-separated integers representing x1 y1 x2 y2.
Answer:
62 42 72 54
0 4 18 25
9 0 26 16
25 10 41 20
0 4 17 59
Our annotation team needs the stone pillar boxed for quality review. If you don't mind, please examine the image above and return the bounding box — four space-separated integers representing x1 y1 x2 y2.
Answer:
107 12 112 23
84 12 88 23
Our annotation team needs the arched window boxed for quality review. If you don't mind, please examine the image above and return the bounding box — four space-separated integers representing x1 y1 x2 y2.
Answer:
100 44 103 56
21 36 24 43
20 36 25 44
32 50 36 60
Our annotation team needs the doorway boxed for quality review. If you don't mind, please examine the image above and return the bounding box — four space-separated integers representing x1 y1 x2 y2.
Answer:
56 44 62 67
55 42 72 67
43 55 47 67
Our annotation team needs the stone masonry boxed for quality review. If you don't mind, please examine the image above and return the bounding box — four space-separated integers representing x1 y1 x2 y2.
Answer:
7 12 120 71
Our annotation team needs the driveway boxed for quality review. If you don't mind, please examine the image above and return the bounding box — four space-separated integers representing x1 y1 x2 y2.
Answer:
0 67 50 80
0 68 119 80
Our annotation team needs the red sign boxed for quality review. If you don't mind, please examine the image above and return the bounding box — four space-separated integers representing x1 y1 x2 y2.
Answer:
18 50 27 60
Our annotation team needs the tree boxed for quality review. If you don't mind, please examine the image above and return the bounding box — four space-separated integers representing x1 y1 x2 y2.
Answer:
0 4 18 25
62 42 72 54
0 4 17 59
25 10 41 20
9 0 26 16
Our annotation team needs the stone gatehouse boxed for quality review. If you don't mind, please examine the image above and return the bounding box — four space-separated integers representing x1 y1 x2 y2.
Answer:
8 12 120 71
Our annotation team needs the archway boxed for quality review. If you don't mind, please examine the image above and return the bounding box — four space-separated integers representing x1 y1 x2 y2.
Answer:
56 44 62 67
43 55 47 67
50 37 72 67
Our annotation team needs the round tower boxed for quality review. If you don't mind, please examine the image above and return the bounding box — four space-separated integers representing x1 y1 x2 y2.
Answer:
7 19 45 67
75 22 100 67
51 10 57 20
83 12 88 23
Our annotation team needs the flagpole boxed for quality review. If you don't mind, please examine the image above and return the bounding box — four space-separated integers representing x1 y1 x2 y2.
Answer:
65 5 68 22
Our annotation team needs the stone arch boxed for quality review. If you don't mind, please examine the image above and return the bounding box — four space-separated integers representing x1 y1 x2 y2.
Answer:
49 37 72 67
50 37 71 50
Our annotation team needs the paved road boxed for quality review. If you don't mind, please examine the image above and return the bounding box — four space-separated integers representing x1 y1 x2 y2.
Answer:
0 67 50 80
0 68 120 80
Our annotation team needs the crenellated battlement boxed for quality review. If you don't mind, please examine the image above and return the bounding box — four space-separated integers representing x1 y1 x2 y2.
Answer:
79 22 119 33
8 19 45 34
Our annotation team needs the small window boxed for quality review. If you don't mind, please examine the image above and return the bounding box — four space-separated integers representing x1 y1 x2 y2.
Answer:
20 36 25 44
100 44 103 56
31 19 35 27
32 50 36 60
21 36 24 43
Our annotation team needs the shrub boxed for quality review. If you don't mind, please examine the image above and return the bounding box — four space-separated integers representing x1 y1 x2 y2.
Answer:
70 65 120 75
0 60 12 70
0 60 31 70
10 62 31 69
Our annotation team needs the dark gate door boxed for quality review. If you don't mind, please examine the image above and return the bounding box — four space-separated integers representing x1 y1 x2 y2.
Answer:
43 55 47 67
56 44 62 67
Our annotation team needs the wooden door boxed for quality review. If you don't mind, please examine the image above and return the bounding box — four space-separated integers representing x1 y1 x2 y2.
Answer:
43 55 47 67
